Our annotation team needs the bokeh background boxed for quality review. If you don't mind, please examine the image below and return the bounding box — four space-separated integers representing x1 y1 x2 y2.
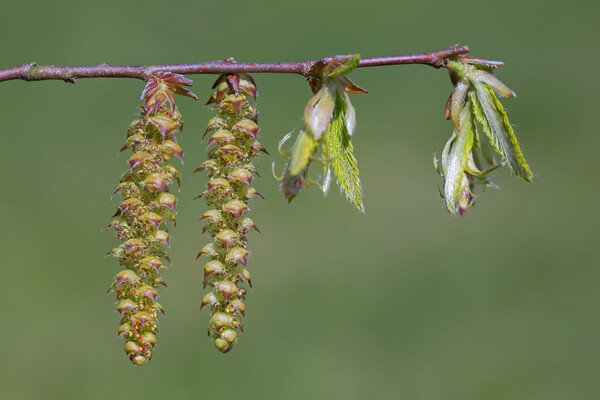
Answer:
0 1 598 399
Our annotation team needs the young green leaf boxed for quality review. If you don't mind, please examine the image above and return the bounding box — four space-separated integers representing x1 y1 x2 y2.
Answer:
444 104 475 214
471 87 532 181
327 94 364 213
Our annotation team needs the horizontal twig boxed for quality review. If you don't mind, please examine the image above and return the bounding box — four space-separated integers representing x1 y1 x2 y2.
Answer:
0 45 469 84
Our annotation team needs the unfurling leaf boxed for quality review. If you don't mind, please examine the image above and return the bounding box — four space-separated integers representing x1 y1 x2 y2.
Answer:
327 94 364 212
471 87 532 181
444 104 475 214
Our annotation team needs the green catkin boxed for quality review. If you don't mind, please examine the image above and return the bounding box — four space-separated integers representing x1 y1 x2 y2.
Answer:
106 72 196 365
196 73 263 353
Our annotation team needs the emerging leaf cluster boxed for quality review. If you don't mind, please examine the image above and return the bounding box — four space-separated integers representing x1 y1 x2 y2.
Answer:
277 54 367 212
435 56 532 215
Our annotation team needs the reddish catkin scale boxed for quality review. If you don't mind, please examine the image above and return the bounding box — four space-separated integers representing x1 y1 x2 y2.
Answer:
196 72 262 353
106 72 196 365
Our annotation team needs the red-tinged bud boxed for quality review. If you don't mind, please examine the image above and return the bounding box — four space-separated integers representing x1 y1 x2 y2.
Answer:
200 209 224 224
125 340 141 356
211 312 233 329
241 217 261 234
120 133 144 152
115 270 140 285
103 219 127 231
229 168 253 186
152 302 165 316
200 292 219 309
207 178 230 192
131 311 153 326
214 338 230 352
232 119 259 139
118 323 133 337
137 285 158 301
107 247 125 258
131 355 148 366
221 94 248 113
117 299 138 316
139 212 163 230
214 280 238 300
139 332 157 347
222 200 248 219
204 260 225 279
143 173 170 192
128 151 153 171
113 182 141 198
251 140 269 155
161 140 183 162
225 247 249 266
149 115 178 140
230 299 245 317
205 116 227 138
208 129 235 147
119 198 143 214
215 229 238 248
148 230 170 247
155 193 177 213
216 144 244 157
221 329 238 344
123 239 144 254
245 187 264 200
197 243 219 259
193 159 218 174
139 256 163 273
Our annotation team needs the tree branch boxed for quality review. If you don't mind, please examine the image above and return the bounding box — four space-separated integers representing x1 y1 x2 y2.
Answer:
0 45 469 84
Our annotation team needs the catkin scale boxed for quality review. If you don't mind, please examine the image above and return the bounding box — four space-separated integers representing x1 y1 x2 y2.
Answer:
197 72 261 353
107 72 195 365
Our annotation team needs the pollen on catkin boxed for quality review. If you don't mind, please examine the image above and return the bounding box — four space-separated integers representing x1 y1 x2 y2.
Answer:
106 72 196 365
195 72 264 353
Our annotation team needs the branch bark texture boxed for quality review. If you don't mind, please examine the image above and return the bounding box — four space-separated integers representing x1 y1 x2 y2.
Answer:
0 45 469 83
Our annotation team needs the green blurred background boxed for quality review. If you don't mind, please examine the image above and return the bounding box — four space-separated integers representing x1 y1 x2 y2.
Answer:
0 0 598 399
